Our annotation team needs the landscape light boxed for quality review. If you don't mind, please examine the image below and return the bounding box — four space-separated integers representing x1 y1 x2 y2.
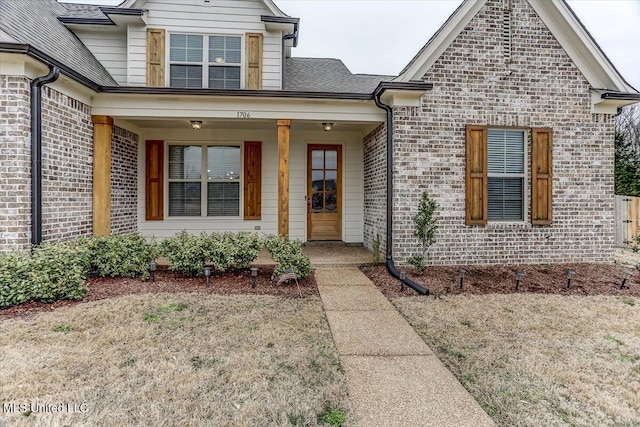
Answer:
458 268 467 290
515 270 525 290
204 266 211 288
250 267 259 289
149 261 157 283
399 270 407 292
566 269 575 289
620 270 633 290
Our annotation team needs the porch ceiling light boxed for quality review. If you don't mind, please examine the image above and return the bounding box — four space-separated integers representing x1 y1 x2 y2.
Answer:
191 120 203 130
322 122 333 132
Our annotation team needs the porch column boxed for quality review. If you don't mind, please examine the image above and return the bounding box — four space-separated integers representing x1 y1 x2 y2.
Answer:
92 115 113 236
277 119 291 237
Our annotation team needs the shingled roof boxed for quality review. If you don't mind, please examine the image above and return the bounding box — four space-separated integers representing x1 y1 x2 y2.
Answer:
286 58 392 94
0 0 117 86
58 3 107 19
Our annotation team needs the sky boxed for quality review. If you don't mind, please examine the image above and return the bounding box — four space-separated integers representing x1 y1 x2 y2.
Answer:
63 0 640 89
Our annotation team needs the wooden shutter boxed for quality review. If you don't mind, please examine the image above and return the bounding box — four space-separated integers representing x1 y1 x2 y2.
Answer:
145 140 164 221
531 128 553 225
466 125 488 225
147 29 165 87
245 33 263 89
244 141 262 219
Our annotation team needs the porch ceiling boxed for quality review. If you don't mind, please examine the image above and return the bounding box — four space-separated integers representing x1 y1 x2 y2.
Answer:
123 118 380 133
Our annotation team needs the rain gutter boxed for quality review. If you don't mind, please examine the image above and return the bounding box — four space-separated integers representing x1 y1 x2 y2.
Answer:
30 65 60 246
372 82 432 295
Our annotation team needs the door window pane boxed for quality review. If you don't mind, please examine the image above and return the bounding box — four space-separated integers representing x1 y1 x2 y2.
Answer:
312 193 323 212
325 171 337 191
311 170 323 191
325 193 337 213
325 150 337 169
312 150 323 169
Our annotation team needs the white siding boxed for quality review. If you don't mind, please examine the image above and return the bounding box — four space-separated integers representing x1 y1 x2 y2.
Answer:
137 127 364 243
127 0 282 89
74 30 127 85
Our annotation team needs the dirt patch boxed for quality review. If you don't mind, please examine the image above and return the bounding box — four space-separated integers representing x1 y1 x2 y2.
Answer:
361 263 640 298
0 265 317 320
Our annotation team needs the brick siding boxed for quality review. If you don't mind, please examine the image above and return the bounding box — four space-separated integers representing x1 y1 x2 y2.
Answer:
389 0 614 265
111 126 139 234
40 86 94 243
0 76 31 252
363 122 388 257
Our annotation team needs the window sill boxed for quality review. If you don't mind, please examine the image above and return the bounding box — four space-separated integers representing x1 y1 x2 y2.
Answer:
486 221 530 229
164 216 244 221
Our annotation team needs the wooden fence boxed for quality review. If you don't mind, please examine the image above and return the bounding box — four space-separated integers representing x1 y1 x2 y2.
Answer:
615 195 640 246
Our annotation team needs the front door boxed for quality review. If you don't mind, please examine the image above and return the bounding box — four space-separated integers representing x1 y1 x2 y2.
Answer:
307 145 342 241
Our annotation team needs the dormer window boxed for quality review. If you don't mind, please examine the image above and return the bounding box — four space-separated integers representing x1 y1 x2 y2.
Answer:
169 33 241 89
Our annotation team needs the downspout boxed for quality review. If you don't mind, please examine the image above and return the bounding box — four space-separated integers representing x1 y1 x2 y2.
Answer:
281 23 298 90
373 87 429 295
30 66 60 246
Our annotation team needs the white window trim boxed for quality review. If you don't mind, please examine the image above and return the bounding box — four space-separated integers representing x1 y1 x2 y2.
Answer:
165 141 244 219
487 128 528 224
166 32 245 89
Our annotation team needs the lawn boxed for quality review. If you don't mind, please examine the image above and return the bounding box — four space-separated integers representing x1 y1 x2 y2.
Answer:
393 294 640 426
0 293 351 426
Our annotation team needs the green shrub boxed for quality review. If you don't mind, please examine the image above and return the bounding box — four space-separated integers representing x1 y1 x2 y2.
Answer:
0 242 89 308
264 235 311 279
86 234 157 279
159 231 208 276
0 251 32 308
409 191 438 272
407 255 428 274
28 242 88 303
203 232 262 272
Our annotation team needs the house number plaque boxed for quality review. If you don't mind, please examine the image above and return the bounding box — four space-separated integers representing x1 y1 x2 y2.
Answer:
236 112 251 119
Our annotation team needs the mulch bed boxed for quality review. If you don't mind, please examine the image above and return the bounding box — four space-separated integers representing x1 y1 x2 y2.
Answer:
361 263 640 299
0 265 317 320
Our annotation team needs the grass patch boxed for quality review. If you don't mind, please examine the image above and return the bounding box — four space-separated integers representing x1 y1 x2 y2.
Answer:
393 294 640 427
604 334 625 346
618 296 636 306
51 324 72 334
318 406 346 426
0 293 351 426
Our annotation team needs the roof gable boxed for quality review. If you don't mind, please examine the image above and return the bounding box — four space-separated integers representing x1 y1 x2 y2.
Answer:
117 0 288 17
395 0 637 95
0 0 117 86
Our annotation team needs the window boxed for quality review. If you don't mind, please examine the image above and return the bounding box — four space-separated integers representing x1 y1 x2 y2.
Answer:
169 34 241 89
168 144 241 217
209 36 241 89
487 129 525 221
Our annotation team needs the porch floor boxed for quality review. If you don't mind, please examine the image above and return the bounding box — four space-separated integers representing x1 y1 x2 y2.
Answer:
255 242 373 267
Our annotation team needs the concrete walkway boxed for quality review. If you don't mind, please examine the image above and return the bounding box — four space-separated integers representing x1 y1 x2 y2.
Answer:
315 267 495 427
